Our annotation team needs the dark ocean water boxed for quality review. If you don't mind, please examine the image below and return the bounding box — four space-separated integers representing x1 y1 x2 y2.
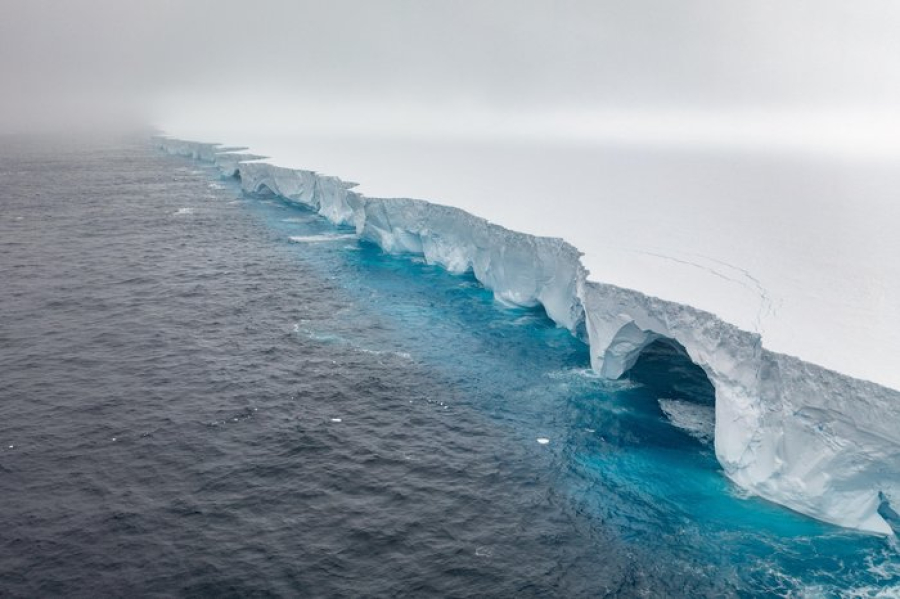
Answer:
0 136 897 598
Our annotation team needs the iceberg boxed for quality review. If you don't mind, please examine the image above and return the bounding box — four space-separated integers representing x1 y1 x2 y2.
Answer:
156 136 900 536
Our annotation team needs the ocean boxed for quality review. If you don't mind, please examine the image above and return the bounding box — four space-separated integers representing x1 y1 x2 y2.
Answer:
0 135 897 597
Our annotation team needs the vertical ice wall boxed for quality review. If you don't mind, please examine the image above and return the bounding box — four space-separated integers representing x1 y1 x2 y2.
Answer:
157 137 900 536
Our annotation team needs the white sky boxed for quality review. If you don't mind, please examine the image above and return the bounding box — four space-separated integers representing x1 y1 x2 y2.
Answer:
3 0 900 145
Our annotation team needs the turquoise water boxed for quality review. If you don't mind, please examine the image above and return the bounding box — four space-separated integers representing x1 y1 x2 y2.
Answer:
231 164 900 597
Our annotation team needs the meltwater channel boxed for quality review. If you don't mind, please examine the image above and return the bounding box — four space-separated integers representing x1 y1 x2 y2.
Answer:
0 136 898 597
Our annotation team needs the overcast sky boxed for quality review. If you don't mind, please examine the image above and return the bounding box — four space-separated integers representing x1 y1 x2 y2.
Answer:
3 0 900 152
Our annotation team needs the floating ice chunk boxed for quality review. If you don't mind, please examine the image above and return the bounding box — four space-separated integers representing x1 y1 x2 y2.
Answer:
658 399 715 445
288 234 357 244
331 418 342 423
537 438 550 445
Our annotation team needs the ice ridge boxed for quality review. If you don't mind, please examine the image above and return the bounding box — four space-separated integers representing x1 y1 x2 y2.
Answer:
156 136 900 536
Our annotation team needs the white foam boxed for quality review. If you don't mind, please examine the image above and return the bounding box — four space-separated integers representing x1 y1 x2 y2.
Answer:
173 207 193 215
799 584 900 599
355 347 413 360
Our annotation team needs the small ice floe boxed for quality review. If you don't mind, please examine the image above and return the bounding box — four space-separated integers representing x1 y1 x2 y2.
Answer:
173 207 193 216
7 445 13 449
658 398 715 445
537 437 550 445
111 437 117 442
288 234 357 244
330 418 342 423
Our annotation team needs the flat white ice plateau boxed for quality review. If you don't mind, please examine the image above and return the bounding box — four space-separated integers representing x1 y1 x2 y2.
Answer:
181 133 900 391
156 130 900 536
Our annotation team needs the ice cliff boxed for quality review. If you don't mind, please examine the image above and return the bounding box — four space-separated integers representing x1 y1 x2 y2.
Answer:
156 137 900 536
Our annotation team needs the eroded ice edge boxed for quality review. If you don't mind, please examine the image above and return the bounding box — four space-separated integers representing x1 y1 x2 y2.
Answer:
157 136 900 536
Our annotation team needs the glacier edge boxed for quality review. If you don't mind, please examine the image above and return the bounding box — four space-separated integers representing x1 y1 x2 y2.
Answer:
157 136 900 537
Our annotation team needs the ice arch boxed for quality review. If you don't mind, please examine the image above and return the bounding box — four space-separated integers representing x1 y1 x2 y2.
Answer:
581 280 765 476
581 281 897 535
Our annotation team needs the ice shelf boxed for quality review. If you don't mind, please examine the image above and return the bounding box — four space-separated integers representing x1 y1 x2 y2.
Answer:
156 136 900 536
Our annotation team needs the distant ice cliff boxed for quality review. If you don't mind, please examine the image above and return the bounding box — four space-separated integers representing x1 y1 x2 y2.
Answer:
157 137 900 536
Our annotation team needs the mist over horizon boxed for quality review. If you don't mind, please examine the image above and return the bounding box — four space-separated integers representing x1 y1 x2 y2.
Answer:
3 0 900 157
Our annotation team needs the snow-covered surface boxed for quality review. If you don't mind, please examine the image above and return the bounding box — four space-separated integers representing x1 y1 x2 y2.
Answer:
155 135 900 536
172 134 900 391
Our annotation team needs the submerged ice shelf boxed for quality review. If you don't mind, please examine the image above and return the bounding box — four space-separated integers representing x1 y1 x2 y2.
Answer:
157 136 900 536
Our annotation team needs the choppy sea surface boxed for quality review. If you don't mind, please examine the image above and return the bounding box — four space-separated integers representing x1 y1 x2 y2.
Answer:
1 135 898 598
